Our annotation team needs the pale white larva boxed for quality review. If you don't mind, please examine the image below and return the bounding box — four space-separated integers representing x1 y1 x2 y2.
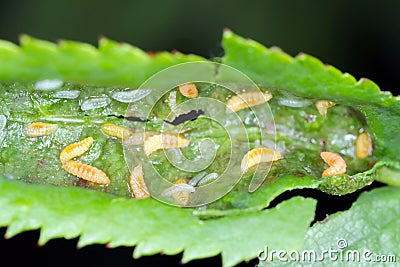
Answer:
111 89 152 103
188 171 207 186
34 79 63 91
52 90 81 99
197 172 218 186
81 97 111 111
162 182 196 196
278 98 312 108
162 179 195 206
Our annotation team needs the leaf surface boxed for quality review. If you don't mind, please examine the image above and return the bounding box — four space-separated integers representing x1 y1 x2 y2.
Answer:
0 176 316 267
259 186 400 266
0 31 399 265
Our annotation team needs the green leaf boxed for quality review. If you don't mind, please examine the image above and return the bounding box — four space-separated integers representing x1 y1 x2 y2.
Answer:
0 36 203 87
221 30 396 107
221 30 400 191
0 176 316 267
1 31 400 265
259 186 400 266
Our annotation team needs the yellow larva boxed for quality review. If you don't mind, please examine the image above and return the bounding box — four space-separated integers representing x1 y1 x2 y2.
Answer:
355 132 372 159
172 178 190 206
315 100 336 116
62 160 110 185
122 132 154 146
24 122 58 137
144 133 190 156
241 147 282 172
60 137 93 164
129 165 150 199
320 151 347 178
178 83 198 98
226 92 272 113
101 123 133 139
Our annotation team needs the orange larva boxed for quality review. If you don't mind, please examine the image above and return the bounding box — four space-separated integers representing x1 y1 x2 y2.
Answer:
24 122 58 137
60 137 94 164
320 151 347 178
172 178 191 206
62 160 110 185
315 100 336 117
101 123 133 139
226 92 272 113
144 133 190 156
178 83 198 98
355 132 372 159
129 165 150 199
241 147 282 172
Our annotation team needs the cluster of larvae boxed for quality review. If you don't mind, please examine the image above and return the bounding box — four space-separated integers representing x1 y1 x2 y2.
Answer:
224 91 372 176
22 83 373 205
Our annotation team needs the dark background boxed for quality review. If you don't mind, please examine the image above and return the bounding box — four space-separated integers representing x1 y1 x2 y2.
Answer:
0 0 399 266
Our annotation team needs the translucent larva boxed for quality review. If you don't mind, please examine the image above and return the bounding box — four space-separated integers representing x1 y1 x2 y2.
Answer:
128 165 150 199
81 97 111 111
320 151 347 178
144 133 190 156
197 172 218 186
62 160 110 185
34 79 63 91
315 100 336 116
241 147 282 172
161 178 194 206
226 92 272 113
111 89 151 103
355 132 372 159
162 179 195 206
278 98 312 108
188 171 207 186
179 83 198 98
162 181 195 197
52 90 81 99
122 132 153 146
101 123 133 139
24 122 59 138
60 137 94 164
